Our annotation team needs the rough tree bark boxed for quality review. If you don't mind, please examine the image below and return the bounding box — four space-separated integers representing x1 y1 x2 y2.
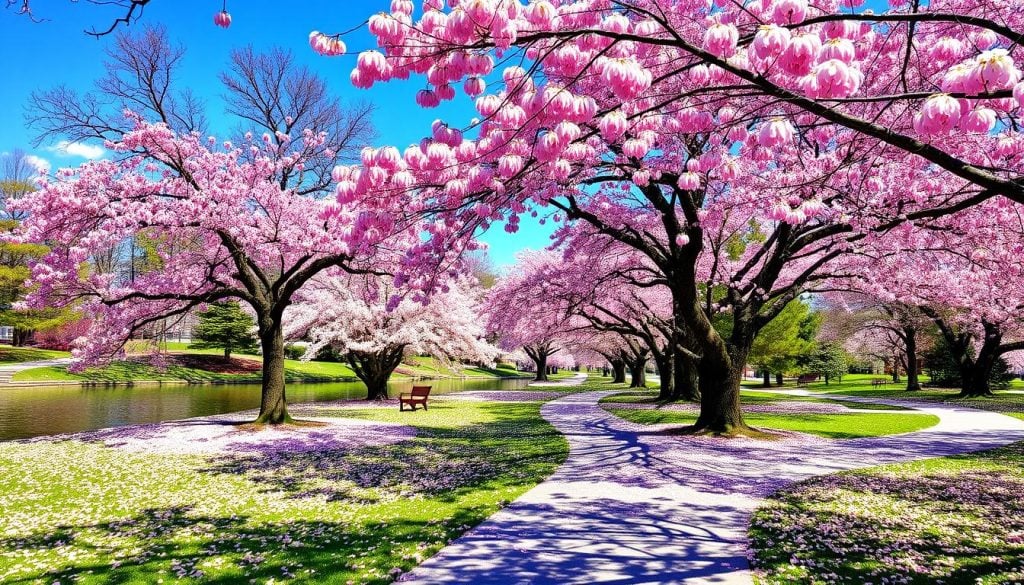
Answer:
674 352 700 401
524 343 554 382
903 325 920 391
610 358 626 383
254 319 290 424
346 345 406 400
921 310 1020 398
628 355 648 388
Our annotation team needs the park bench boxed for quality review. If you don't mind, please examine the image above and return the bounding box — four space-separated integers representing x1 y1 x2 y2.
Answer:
399 386 432 411
797 374 819 384
871 378 888 387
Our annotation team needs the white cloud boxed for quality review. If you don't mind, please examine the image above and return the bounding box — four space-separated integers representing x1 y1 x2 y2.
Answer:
23 155 50 174
45 140 105 160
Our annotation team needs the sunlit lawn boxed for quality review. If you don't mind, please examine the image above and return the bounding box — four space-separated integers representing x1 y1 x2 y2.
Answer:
606 407 938 438
0 399 568 584
11 358 359 383
0 345 69 363
11 352 527 384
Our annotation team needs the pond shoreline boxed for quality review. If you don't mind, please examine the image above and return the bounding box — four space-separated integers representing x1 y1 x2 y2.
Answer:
0 372 532 389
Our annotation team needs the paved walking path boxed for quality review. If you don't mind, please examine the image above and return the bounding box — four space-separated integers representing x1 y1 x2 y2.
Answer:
0 358 71 383
401 381 1024 584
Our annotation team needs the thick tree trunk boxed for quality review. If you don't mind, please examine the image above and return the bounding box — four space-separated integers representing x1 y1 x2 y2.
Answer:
692 340 748 434
775 372 784 386
762 370 771 387
533 353 549 381
958 322 1001 398
674 353 700 401
347 346 404 400
610 359 626 384
960 366 994 397
655 352 675 399
904 327 920 391
254 319 290 424
224 346 231 361
12 328 31 347
628 357 647 388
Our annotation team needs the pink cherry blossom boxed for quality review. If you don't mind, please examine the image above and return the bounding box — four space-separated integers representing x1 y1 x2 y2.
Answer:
213 10 231 28
915 94 963 134
758 118 795 146
704 23 738 58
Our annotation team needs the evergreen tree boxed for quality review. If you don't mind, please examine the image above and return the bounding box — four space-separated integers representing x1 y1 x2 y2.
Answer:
190 302 258 360
800 343 849 385
749 299 819 386
0 219 71 345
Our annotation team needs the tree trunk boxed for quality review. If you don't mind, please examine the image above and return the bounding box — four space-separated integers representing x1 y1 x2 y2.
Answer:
628 357 647 388
347 346 404 400
533 353 548 381
674 353 700 401
254 319 290 424
775 372 784 386
904 327 920 391
960 366 993 397
959 321 1001 398
762 370 771 387
12 328 31 347
692 340 748 434
656 352 675 399
224 346 231 361
610 359 626 384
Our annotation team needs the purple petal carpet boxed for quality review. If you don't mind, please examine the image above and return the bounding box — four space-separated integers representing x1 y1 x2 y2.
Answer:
399 378 1024 585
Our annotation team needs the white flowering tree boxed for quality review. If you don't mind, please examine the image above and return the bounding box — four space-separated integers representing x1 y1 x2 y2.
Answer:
286 271 499 399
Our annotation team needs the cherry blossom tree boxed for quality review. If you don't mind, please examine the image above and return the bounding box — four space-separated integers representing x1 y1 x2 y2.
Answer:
302 0 1024 433
847 203 1024 397
285 271 499 400
483 250 577 381
12 119 420 423
824 294 931 391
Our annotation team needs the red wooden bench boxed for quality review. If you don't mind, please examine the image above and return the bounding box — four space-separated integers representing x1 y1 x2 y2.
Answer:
399 386 432 411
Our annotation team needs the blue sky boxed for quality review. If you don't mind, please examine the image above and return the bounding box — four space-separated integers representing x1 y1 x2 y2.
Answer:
0 1 554 269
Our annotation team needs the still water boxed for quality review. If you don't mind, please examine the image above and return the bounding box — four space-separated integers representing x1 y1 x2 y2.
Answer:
0 377 530 441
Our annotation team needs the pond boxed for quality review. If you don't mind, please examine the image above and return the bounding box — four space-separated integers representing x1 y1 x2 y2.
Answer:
0 377 531 441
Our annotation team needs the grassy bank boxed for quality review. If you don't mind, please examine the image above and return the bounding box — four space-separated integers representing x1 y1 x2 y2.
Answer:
11 353 529 384
0 399 568 584
0 345 69 363
605 407 939 438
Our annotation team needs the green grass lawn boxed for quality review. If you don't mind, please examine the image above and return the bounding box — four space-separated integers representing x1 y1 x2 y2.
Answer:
599 389 911 411
750 440 1024 584
605 407 939 438
800 374 1024 416
0 399 568 584
0 345 69 363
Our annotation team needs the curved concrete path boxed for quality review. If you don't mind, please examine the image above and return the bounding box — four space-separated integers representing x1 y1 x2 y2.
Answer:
400 383 1024 584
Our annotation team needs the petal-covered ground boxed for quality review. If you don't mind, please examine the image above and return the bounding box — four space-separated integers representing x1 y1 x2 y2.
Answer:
0 399 568 584
750 442 1024 584
29 412 416 455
